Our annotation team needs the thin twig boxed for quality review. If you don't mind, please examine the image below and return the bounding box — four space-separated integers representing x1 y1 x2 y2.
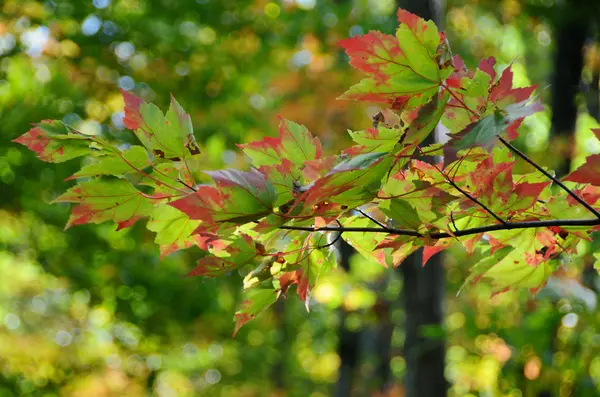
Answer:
177 177 197 192
356 207 389 230
416 146 507 225
450 212 458 232
279 217 600 240
499 136 600 220
315 220 344 249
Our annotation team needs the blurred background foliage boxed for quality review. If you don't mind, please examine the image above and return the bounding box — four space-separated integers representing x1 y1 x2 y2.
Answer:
0 0 599 396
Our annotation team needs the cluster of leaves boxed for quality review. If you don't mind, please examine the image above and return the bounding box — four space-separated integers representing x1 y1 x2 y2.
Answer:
14 9 600 334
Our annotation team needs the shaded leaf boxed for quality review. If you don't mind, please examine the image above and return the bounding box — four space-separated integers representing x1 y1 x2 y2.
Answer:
233 289 277 337
188 233 261 277
291 152 391 214
443 111 506 166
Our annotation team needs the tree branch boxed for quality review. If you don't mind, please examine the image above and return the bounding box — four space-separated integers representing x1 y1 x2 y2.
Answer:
279 217 600 240
499 136 600 220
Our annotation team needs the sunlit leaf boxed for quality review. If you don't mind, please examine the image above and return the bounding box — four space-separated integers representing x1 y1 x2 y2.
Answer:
169 168 276 231
53 178 154 230
13 120 99 163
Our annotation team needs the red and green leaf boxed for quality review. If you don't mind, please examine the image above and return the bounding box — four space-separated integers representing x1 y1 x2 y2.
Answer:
169 168 276 232
122 90 200 162
53 178 154 230
233 289 278 337
146 205 204 257
339 10 452 110
13 120 100 163
238 118 322 168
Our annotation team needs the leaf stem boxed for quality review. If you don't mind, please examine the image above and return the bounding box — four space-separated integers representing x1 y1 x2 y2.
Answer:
498 136 600 220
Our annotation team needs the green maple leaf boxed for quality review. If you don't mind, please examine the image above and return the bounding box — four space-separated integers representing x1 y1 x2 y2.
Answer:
147 205 202 257
66 145 150 180
349 127 404 153
233 289 278 337
380 199 421 230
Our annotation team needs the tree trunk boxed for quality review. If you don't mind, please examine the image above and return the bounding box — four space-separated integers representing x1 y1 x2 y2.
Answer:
550 3 589 176
334 238 361 397
541 2 590 395
395 2 448 396
400 251 447 397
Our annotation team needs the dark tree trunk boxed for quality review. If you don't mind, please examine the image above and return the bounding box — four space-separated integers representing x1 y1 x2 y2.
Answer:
334 238 361 397
395 2 448 396
550 3 589 177
541 3 591 396
400 251 447 397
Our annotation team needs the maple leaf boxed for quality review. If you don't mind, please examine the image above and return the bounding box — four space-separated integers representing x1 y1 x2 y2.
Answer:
422 239 453 266
489 65 537 106
464 158 513 201
443 111 507 166
13 120 99 163
506 179 551 216
53 179 154 230
375 235 422 268
442 62 541 139
146 205 203 257
402 90 450 146
263 231 337 309
233 289 277 337
258 159 298 207
563 154 600 186
340 216 389 266
169 168 276 232
380 163 458 229
238 117 322 168
121 90 200 161
66 145 150 180
348 127 404 154
291 152 391 215
138 161 196 196
339 9 452 110
467 245 558 294
187 233 261 277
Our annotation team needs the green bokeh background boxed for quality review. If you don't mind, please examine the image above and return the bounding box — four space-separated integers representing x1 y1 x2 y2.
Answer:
0 0 599 396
